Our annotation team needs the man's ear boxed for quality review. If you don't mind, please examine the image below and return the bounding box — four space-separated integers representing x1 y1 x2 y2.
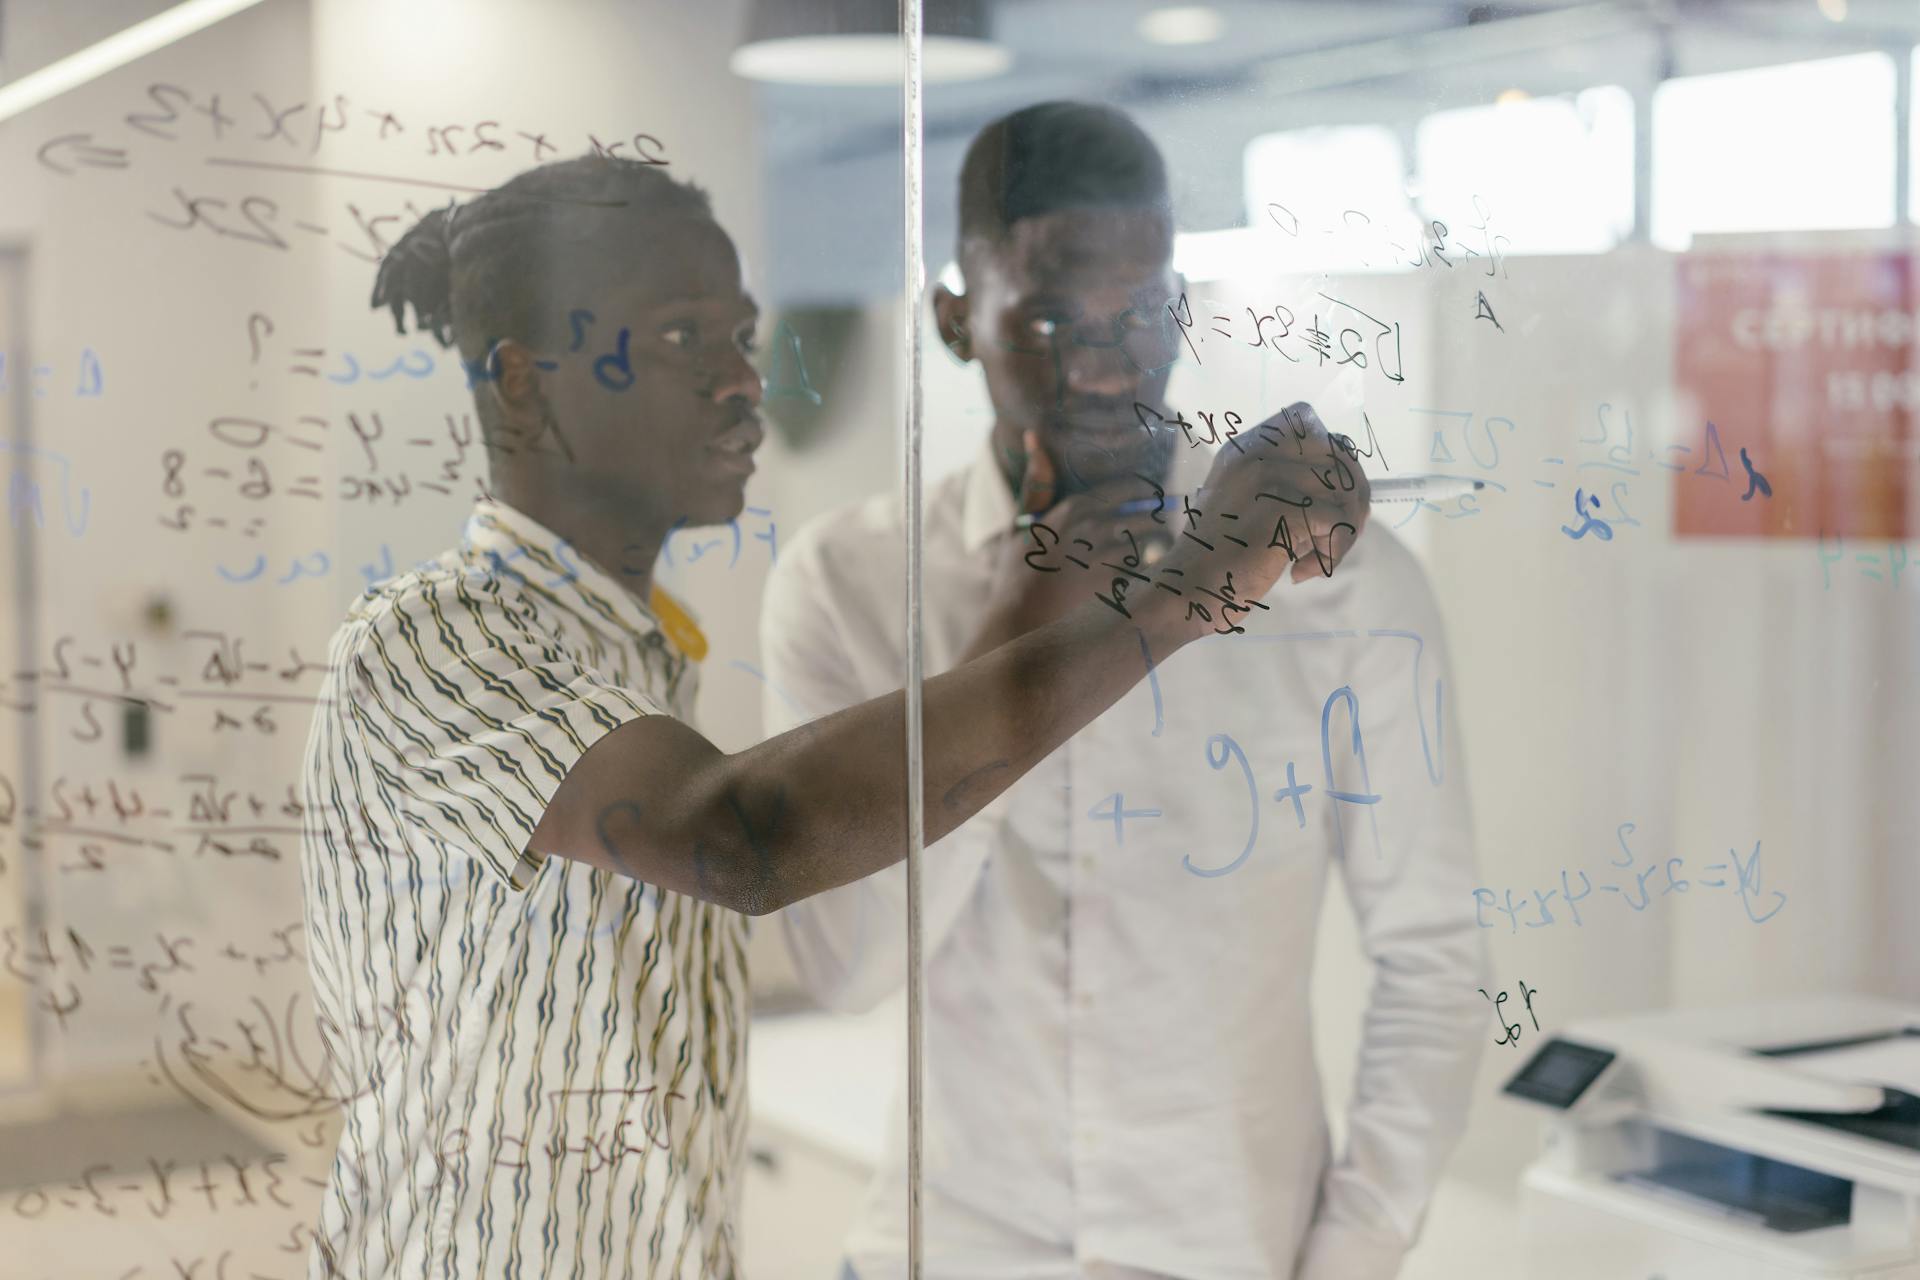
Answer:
933 283 973 362
485 339 547 430
1163 269 1191 372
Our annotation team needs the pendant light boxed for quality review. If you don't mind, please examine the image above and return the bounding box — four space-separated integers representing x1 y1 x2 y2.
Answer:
730 0 1011 85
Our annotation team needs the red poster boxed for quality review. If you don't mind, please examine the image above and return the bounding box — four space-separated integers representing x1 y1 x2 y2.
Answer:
1673 252 1916 538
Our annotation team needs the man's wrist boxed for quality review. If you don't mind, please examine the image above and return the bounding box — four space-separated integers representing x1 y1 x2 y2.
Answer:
1123 584 1205 654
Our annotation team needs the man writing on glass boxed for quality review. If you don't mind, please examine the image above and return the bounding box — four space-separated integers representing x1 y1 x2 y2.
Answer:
299 153 1367 1278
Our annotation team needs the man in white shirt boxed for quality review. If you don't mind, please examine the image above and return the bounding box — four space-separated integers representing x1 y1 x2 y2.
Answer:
761 102 1489 1280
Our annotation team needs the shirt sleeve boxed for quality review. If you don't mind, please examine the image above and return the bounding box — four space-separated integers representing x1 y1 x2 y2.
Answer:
1296 532 1491 1280
343 575 663 892
759 522 994 1014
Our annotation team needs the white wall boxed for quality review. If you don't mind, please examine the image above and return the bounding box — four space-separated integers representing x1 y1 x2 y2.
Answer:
0 0 319 1089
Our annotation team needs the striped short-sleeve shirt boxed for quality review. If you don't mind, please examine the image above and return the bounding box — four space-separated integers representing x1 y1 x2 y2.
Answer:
299 499 749 1278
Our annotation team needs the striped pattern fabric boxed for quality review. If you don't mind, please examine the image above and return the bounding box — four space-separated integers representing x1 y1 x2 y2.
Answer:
299 500 749 1278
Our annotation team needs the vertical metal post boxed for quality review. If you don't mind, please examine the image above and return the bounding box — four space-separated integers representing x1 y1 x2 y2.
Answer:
899 1 927 1277
1632 28 1673 246
2 251 45 1094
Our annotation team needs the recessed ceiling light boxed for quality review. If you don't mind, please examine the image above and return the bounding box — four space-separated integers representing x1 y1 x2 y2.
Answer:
730 35 1010 85
1138 6 1227 47
731 0 1012 85
1495 87 1532 106
1816 0 1847 20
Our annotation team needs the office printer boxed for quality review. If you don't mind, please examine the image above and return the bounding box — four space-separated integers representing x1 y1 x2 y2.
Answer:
1509 996 1920 1279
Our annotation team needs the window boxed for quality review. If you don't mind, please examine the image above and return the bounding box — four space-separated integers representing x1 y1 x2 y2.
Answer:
1240 125 1412 274
1652 51 1896 249
1415 86 1634 255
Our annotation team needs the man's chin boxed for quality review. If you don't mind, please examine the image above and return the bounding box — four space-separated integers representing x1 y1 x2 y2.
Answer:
678 484 750 529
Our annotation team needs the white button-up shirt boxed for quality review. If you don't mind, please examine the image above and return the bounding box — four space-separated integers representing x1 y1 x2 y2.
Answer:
760 442 1489 1280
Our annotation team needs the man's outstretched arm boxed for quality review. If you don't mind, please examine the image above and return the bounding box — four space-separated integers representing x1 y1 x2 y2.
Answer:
532 403 1369 915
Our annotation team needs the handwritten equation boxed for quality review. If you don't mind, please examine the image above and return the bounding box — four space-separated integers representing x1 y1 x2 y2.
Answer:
4 440 92 538
1473 822 1786 930
39 82 670 266
1378 403 1772 536
1168 288 1409 386
6 767 308 874
1081 627 1447 878
1817 531 1915 590
1480 978 1544 1048
157 405 485 537
0 630 329 748
0 347 106 398
2 921 303 1029
1021 414 1383 631
1260 192 1512 281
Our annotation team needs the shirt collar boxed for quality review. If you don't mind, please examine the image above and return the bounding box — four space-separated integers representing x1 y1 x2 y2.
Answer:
957 435 1215 554
462 498 706 661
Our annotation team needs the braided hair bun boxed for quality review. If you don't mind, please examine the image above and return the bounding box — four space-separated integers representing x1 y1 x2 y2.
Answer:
371 202 457 347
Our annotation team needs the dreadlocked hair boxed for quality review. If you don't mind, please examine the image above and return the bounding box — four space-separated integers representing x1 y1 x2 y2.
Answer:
370 156 714 363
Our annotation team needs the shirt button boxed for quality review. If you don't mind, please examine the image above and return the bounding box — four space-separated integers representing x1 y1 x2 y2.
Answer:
1077 992 1095 1011
1078 854 1096 873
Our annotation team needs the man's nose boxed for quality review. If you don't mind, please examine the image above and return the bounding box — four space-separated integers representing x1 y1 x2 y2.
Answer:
1063 334 1138 397
707 345 764 408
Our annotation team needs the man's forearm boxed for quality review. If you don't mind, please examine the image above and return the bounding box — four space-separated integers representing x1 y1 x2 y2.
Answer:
538 590 1190 915
549 407 1366 911
711 595 1189 911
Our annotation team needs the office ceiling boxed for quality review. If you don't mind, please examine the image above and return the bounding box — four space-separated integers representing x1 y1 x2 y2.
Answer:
754 0 1920 300
0 0 180 84
7 0 1919 301
759 0 1920 169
